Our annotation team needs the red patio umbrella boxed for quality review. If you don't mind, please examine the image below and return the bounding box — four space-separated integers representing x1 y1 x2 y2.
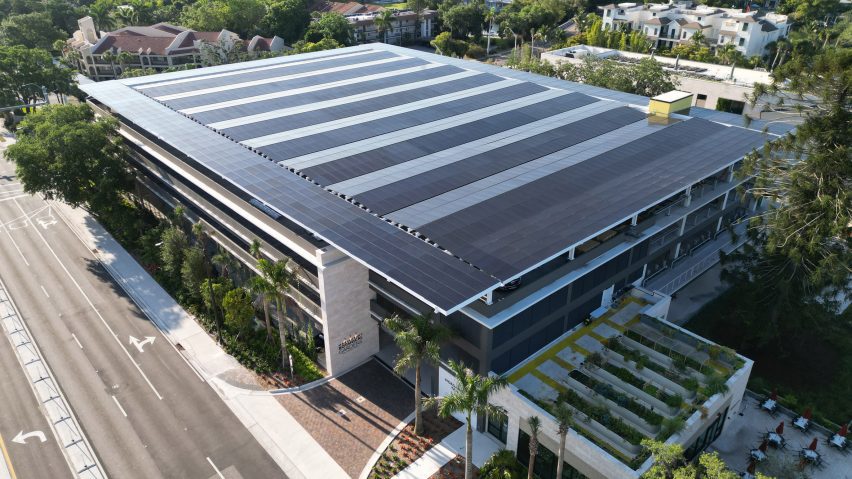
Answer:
770 389 777 401
803 408 812 420
808 438 818 451
747 461 756 474
839 423 848 437
776 422 784 434
759 439 768 452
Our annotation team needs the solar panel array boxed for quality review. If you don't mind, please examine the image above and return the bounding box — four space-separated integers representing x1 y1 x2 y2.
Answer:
83 44 769 314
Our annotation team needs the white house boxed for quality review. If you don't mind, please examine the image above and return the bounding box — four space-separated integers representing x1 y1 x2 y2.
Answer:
599 1 790 58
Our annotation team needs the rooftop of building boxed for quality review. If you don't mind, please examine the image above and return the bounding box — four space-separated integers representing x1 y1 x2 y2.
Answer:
543 45 775 87
506 286 750 467
80 44 778 316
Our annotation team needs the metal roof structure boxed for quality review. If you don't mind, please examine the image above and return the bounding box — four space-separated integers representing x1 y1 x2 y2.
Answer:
81 43 771 316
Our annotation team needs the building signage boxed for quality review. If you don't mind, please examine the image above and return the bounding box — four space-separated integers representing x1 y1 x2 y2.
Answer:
338 333 363 354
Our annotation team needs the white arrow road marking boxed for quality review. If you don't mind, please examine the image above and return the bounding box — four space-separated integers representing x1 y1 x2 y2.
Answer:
11 430 46 445
129 336 155 353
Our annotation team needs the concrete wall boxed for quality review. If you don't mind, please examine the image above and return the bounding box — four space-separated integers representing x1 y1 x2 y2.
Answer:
676 76 760 116
318 247 378 375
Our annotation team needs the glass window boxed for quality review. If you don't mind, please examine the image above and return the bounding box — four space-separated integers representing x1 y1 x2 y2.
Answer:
487 411 508 444
517 430 587 479
742 23 748 31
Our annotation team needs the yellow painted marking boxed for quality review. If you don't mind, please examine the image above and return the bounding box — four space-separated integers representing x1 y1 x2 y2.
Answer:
550 355 574 371
0 432 18 479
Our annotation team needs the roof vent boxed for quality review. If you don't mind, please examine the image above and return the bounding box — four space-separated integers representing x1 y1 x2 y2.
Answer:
648 90 692 123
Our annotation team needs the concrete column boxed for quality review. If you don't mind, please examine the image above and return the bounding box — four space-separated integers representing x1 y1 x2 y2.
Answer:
716 216 723 233
631 214 638 226
317 247 377 375
568 247 575 261
727 164 735 182
674 242 682 259
721 191 729 210
684 185 693 207
678 216 687 236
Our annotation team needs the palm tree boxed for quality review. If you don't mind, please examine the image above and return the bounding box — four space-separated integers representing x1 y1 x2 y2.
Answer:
485 7 496 56
249 238 262 260
553 402 573 479
249 261 276 340
264 259 297 376
192 222 222 341
526 416 541 479
374 10 394 44
212 249 238 281
385 314 453 436
116 51 136 76
101 51 118 78
424 360 508 479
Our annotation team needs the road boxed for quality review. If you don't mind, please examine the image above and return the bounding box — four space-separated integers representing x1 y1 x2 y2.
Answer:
0 138 283 478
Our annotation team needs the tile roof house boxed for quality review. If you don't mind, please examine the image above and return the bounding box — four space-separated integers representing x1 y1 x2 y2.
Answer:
310 1 438 44
68 17 286 81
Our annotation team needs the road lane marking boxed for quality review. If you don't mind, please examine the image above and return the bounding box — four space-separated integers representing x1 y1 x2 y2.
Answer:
11 431 46 444
0 194 26 203
3 229 29 266
111 396 127 418
128 336 155 353
71 333 83 350
0 432 17 479
11 198 164 401
206 457 225 479
49 200 206 383
39 285 49 298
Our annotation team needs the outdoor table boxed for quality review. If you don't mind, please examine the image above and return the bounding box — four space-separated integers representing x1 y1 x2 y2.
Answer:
761 399 777 413
799 448 820 465
829 434 847 450
766 432 785 448
749 449 767 462
793 416 810 431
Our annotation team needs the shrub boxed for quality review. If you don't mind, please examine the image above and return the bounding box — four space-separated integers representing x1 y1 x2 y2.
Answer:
465 43 485 59
286 343 323 382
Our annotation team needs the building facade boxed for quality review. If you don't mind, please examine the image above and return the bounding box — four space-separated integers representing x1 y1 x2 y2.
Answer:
67 17 285 81
599 1 790 57
81 44 783 477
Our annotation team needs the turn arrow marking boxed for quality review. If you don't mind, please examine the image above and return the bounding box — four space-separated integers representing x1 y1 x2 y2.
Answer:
12 430 46 444
129 336 156 353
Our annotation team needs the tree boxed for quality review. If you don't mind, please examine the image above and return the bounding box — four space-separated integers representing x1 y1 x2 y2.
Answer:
739 47 851 310
201 277 233 328
212 249 239 280
431 31 469 57
424 360 508 479
385 313 453 436
88 0 118 33
249 263 276 340
261 258 297 375
222 287 254 335
479 450 524 479
0 46 73 108
553 401 573 479
554 56 678 97
374 9 394 44
641 439 772 479
159 225 188 277
441 2 484 40
4 104 133 212
181 245 206 302
525 416 541 479
304 12 354 46
259 0 311 44
0 12 65 50
249 238 262 259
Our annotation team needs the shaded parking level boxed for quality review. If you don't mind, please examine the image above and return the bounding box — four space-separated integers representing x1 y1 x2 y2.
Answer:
277 359 415 478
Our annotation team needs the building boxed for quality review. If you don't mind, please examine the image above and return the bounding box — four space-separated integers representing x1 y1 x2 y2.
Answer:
541 44 774 116
67 17 286 81
311 1 438 44
80 44 787 478
599 1 790 57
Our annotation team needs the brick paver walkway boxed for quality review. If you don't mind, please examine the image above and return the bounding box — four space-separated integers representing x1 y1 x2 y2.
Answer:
278 359 415 478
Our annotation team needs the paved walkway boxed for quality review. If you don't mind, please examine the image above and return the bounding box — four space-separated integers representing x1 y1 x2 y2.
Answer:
394 424 503 479
278 360 415 478
52 201 348 479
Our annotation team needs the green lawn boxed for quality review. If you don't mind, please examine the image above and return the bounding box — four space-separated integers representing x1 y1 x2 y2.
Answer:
684 289 852 427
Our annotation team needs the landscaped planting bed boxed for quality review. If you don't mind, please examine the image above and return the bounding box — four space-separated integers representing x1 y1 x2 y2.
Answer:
570 370 664 427
604 338 700 393
369 409 462 479
603 363 684 409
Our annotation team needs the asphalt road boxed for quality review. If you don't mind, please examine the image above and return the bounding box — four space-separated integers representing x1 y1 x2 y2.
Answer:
0 142 283 478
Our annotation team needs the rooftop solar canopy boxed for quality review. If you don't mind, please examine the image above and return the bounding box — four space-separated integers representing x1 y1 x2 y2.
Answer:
83 43 772 315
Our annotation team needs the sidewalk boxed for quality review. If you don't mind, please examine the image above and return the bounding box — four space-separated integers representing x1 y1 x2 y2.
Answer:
52 201 349 479
393 425 503 479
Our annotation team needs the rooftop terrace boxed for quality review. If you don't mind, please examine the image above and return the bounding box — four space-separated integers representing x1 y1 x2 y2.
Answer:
505 287 748 468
